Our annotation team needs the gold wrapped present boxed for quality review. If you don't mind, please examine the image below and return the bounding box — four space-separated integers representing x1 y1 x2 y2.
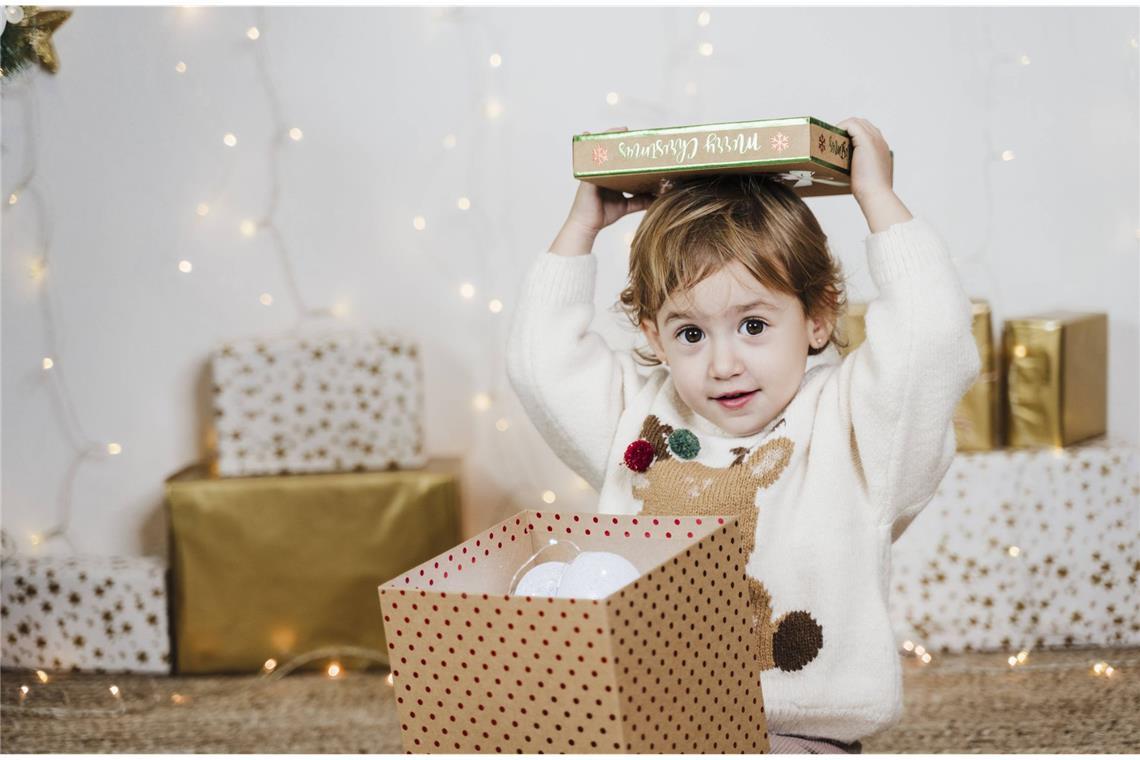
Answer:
1002 312 1107 448
166 460 461 674
839 299 999 451
572 117 859 197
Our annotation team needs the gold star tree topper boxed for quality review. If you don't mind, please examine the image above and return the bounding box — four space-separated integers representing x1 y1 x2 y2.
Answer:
5 6 72 74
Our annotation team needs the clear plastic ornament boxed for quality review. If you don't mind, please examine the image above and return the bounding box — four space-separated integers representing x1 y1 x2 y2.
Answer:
507 538 581 597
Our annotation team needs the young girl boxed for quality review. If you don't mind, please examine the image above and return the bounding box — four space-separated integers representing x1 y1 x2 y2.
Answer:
506 118 980 753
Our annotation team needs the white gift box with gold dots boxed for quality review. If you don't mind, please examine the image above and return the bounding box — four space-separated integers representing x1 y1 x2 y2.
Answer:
209 330 426 477
888 439 1139 655
0 555 170 674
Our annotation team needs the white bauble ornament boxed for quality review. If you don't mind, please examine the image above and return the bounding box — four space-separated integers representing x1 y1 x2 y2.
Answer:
554 551 640 600
513 561 567 598
4 6 24 24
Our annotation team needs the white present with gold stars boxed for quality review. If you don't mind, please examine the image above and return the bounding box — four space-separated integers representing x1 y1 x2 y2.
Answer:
888 439 1139 655
0 555 170 674
209 330 426 477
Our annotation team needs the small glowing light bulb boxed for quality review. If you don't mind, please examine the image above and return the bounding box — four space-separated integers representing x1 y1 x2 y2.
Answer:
29 534 42 546
1012 345 1027 358
263 658 278 672
171 693 188 704
35 670 48 684
542 490 557 504
1019 54 1031 65
18 685 29 700
697 10 711 26
459 283 476 299
240 220 258 237
28 258 47 282
42 357 54 370
8 193 18 205
259 293 274 306
1094 661 1106 674
289 127 303 141
223 133 238 148
489 53 502 67
457 197 471 210
472 393 491 412
175 61 187 73
1001 149 1016 161
386 671 395 686
902 641 915 652
442 134 457 149
495 418 510 432
488 298 503 314
178 260 193 273
412 216 426 231
327 663 342 678
606 92 620 105
484 98 503 120
196 203 210 217
914 645 926 657
698 42 714 57
1008 546 1021 557
246 26 260 40
921 653 932 664
107 443 123 455
109 685 121 697
1105 666 1115 677
1017 650 1029 663
1008 656 1018 667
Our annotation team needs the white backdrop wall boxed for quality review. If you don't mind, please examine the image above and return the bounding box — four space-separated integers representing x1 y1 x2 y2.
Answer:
2 6 1137 558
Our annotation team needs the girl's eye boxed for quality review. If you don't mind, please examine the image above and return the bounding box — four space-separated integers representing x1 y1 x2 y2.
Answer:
740 318 767 336
678 327 704 344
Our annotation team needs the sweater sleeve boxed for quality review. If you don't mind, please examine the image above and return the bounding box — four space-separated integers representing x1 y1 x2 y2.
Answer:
506 252 646 490
839 217 981 540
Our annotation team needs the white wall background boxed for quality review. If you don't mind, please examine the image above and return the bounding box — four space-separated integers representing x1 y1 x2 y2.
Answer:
2 6 1137 559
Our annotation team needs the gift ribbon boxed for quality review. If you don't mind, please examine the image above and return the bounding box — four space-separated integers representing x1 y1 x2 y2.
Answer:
776 170 849 188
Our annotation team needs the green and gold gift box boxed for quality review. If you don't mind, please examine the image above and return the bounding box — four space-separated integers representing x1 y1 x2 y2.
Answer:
572 117 858 197
1002 312 1107 448
166 460 462 674
840 300 999 451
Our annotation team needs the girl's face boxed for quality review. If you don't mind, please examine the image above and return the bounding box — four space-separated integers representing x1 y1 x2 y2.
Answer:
641 261 831 437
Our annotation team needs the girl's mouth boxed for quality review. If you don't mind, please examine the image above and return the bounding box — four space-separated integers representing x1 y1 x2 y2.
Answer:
713 389 758 410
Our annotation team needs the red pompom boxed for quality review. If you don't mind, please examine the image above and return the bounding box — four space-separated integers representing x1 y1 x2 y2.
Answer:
623 439 654 473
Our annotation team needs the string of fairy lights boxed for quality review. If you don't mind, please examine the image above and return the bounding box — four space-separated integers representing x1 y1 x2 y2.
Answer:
3 8 1134 718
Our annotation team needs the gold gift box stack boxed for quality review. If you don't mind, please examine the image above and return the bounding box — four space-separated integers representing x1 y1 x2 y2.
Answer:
841 303 1107 450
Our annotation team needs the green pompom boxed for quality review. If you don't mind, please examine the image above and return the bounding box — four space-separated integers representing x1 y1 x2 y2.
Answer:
668 428 700 460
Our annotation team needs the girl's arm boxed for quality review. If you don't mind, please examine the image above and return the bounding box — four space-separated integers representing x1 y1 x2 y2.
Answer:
833 119 981 538
507 160 657 489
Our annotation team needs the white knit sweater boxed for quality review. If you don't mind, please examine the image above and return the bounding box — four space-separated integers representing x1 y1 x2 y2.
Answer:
506 216 981 743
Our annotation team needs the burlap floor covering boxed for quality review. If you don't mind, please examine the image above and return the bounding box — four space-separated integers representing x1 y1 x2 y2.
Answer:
2 646 1137 753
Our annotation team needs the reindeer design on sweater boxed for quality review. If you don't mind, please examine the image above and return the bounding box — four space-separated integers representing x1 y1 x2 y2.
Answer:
628 414 824 673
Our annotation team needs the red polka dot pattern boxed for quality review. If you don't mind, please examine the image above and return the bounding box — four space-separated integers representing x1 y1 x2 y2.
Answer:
378 510 769 753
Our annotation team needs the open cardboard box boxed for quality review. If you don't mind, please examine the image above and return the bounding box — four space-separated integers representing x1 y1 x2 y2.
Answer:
378 509 769 754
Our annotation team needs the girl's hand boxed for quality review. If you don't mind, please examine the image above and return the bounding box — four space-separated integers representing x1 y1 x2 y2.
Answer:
552 127 658 256
835 117 912 233
567 127 657 234
834 117 894 203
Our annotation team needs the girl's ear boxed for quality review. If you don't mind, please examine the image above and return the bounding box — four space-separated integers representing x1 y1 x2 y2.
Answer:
807 313 833 349
640 318 668 364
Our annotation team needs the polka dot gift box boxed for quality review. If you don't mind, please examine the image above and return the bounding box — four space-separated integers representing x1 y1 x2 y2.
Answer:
377 509 770 754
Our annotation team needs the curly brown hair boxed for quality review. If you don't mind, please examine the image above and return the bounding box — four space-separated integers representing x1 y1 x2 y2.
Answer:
618 174 848 365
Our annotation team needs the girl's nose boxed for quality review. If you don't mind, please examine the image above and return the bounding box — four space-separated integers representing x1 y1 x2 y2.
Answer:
708 341 743 380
